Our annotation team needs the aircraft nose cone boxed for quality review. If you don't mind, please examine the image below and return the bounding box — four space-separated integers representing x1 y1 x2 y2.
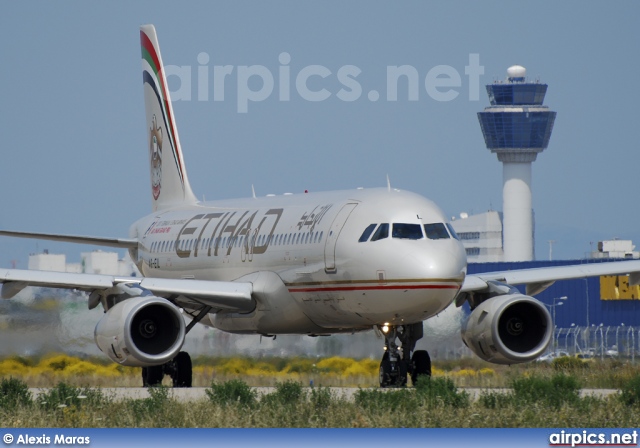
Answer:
410 240 467 282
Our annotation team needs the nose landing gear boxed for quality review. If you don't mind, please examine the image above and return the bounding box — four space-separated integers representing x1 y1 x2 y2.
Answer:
378 322 431 388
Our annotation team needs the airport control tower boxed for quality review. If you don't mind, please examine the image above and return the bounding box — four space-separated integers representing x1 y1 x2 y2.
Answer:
478 65 556 261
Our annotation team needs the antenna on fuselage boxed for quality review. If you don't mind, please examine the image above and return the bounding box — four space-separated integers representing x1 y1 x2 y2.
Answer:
251 184 256 199
386 174 391 192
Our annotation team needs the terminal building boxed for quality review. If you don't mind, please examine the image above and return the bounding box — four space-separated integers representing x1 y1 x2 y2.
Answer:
449 210 504 263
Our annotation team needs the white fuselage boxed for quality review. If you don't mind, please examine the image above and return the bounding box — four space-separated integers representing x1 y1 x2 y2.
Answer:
130 188 468 335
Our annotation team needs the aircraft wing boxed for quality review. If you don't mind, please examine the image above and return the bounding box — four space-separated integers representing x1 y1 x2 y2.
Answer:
460 259 640 296
0 268 254 313
0 230 138 249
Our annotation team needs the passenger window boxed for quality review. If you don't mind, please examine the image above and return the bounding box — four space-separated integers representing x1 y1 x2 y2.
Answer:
370 223 389 242
445 224 460 240
319 231 323 242
424 223 450 240
358 224 377 242
392 223 424 240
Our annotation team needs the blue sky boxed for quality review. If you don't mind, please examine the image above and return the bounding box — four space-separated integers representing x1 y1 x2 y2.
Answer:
1 1 639 266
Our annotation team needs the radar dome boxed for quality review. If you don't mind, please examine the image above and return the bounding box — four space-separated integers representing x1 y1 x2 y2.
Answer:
507 65 526 79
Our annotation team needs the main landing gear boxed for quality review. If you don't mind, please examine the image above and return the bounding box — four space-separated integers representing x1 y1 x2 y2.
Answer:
142 351 193 387
378 322 432 388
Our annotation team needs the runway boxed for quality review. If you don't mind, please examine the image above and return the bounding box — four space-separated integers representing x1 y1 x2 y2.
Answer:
28 387 619 402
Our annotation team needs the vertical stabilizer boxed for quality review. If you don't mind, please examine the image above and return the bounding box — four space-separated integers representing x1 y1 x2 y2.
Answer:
140 25 197 211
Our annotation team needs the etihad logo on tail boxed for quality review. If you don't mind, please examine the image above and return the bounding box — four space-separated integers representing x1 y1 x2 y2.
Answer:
149 115 163 200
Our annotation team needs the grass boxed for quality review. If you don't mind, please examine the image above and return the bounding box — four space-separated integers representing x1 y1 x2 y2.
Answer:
3 354 640 427
2 374 640 428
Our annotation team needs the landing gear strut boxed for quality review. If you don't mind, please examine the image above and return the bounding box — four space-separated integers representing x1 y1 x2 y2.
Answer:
378 322 431 388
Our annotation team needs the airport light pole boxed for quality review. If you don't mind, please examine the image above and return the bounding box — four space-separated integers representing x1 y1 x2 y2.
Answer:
545 296 568 354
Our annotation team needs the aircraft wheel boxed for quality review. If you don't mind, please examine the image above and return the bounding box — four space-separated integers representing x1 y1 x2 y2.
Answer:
171 351 193 388
142 365 164 387
411 350 431 386
379 352 393 388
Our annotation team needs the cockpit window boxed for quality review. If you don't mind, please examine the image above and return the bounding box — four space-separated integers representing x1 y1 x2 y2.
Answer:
424 223 450 240
370 223 389 241
358 224 377 242
446 223 460 240
392 223 424 240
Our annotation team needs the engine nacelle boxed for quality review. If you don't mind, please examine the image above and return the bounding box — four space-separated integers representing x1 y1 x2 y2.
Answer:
94 296 185 367
461 294 552 364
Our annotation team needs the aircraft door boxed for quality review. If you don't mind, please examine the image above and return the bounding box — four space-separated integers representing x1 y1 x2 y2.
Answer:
324 202 358 273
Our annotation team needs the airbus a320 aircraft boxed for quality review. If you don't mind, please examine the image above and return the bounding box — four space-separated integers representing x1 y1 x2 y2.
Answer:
2 25 640 388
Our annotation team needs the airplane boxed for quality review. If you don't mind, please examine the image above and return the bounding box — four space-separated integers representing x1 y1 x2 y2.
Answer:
2 24 640 388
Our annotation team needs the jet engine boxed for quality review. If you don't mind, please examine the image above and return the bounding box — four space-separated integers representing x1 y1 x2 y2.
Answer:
95 296 185 367
461 294 552 364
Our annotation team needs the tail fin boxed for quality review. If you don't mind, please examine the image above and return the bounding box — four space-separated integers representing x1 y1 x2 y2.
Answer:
140 24 197 211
